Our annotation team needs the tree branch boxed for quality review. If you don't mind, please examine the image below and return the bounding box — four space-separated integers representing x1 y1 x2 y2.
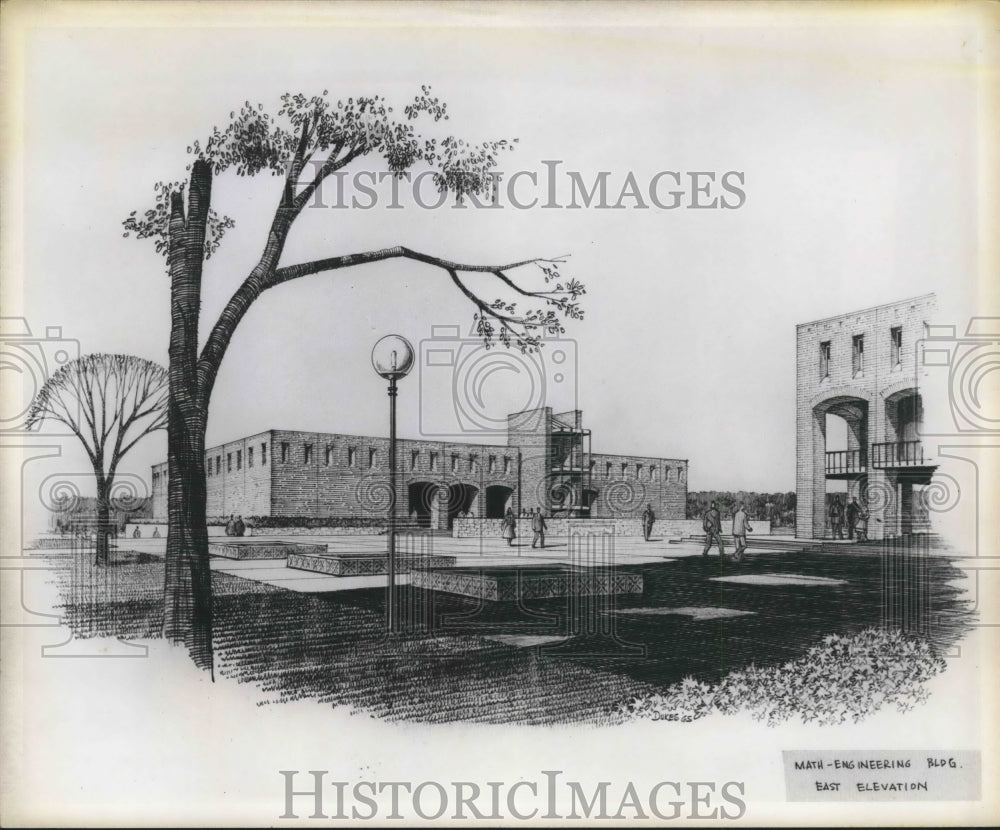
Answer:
195 245 570 405
269 246 562 288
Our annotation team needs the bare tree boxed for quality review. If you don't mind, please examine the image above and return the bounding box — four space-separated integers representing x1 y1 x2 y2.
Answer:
27 354 168 565
124 88 585 673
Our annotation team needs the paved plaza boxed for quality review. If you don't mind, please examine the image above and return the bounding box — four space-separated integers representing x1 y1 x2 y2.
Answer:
112 532 804 593
30 529 970 723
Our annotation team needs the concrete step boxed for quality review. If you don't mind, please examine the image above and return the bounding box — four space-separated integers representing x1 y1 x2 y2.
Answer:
679 534 822 551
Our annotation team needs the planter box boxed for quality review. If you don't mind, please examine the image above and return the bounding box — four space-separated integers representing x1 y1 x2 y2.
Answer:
208 540 327 560
411 566 643 601
286 552 456 576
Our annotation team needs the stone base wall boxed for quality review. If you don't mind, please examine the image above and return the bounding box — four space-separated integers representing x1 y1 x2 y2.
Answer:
124 523 387 538
452 517 771 538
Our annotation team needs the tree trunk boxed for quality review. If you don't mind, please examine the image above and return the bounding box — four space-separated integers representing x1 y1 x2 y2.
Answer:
162 159 215 675
95 473 111 567
163 408 213 673
160 161 296 674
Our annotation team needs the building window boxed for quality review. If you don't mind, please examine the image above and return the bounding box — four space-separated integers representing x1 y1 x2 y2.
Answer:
621 462 627 477
852 334 864 375
348 447 356 468
304 444 313 465
236 449 242 470
504 457 512 476
819 340 831 379
248 447 254 468
430 452 438 472
261 443 267 466
216 456 220 475
650 465 656 481
325 446 333 466
489 455 496 474
411 450 419 470
891 326 902 366
227 453 232 473
369 448 377 468
606 461 612 478
469 454 478 473
636 463 643 479
451 454 459 473
281 442 289 464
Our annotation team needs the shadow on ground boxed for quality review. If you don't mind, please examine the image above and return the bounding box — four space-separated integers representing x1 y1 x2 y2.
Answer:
46 538 974 724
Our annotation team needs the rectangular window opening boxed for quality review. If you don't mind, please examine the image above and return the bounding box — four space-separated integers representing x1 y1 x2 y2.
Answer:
820 340 831 379
891 326 902 365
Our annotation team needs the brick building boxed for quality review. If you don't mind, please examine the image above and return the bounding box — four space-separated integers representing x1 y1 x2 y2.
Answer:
151 407 688 529
795 293 937 539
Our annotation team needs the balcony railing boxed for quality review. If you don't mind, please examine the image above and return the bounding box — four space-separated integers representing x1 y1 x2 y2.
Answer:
825 449 867 476
871 440 927 468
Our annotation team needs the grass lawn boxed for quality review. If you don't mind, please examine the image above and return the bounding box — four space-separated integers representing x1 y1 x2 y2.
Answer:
43 539 973 725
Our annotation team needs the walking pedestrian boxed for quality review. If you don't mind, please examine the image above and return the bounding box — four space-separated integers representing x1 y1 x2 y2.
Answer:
856 502 870 542
846 497 861 540
531 508 547 549
501 507 517 546
641 503 655 541
702 501 725 557
731 502 753 562
829 497 845 540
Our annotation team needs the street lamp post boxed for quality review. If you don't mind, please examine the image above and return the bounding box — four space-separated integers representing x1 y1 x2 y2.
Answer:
371 335 414 634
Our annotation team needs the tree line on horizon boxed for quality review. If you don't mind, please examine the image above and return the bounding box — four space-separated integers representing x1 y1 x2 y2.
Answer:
48 495 154 534
686 491 796 526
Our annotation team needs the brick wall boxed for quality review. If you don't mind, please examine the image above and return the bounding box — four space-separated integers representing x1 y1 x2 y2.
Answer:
268 430 518 526
151 421 690 525
588 453 687 519
205 431 272 520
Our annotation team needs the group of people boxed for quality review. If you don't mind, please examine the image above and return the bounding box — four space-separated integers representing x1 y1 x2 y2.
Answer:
500 508 548 548
828 496 868 541
701 501 753 563
225 514 246 537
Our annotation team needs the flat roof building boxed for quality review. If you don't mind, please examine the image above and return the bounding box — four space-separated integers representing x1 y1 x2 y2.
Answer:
151 407 687 530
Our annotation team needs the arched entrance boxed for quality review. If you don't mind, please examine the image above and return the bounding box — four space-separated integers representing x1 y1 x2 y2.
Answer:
810 394 870 539
879 388 933 534
484 485 514 519
408 482 440 528
445 483 478 529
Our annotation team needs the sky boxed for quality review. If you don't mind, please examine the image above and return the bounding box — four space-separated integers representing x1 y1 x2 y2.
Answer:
4 2 991 511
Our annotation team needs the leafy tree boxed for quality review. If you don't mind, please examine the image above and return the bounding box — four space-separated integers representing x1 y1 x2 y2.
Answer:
124 88 584 673
27 354 168 565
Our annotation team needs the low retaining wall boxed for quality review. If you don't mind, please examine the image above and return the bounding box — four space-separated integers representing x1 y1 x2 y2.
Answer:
452 517 771 538
246 526 386 537
209 541 328 560
287 552 457 576
125 523 387 538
